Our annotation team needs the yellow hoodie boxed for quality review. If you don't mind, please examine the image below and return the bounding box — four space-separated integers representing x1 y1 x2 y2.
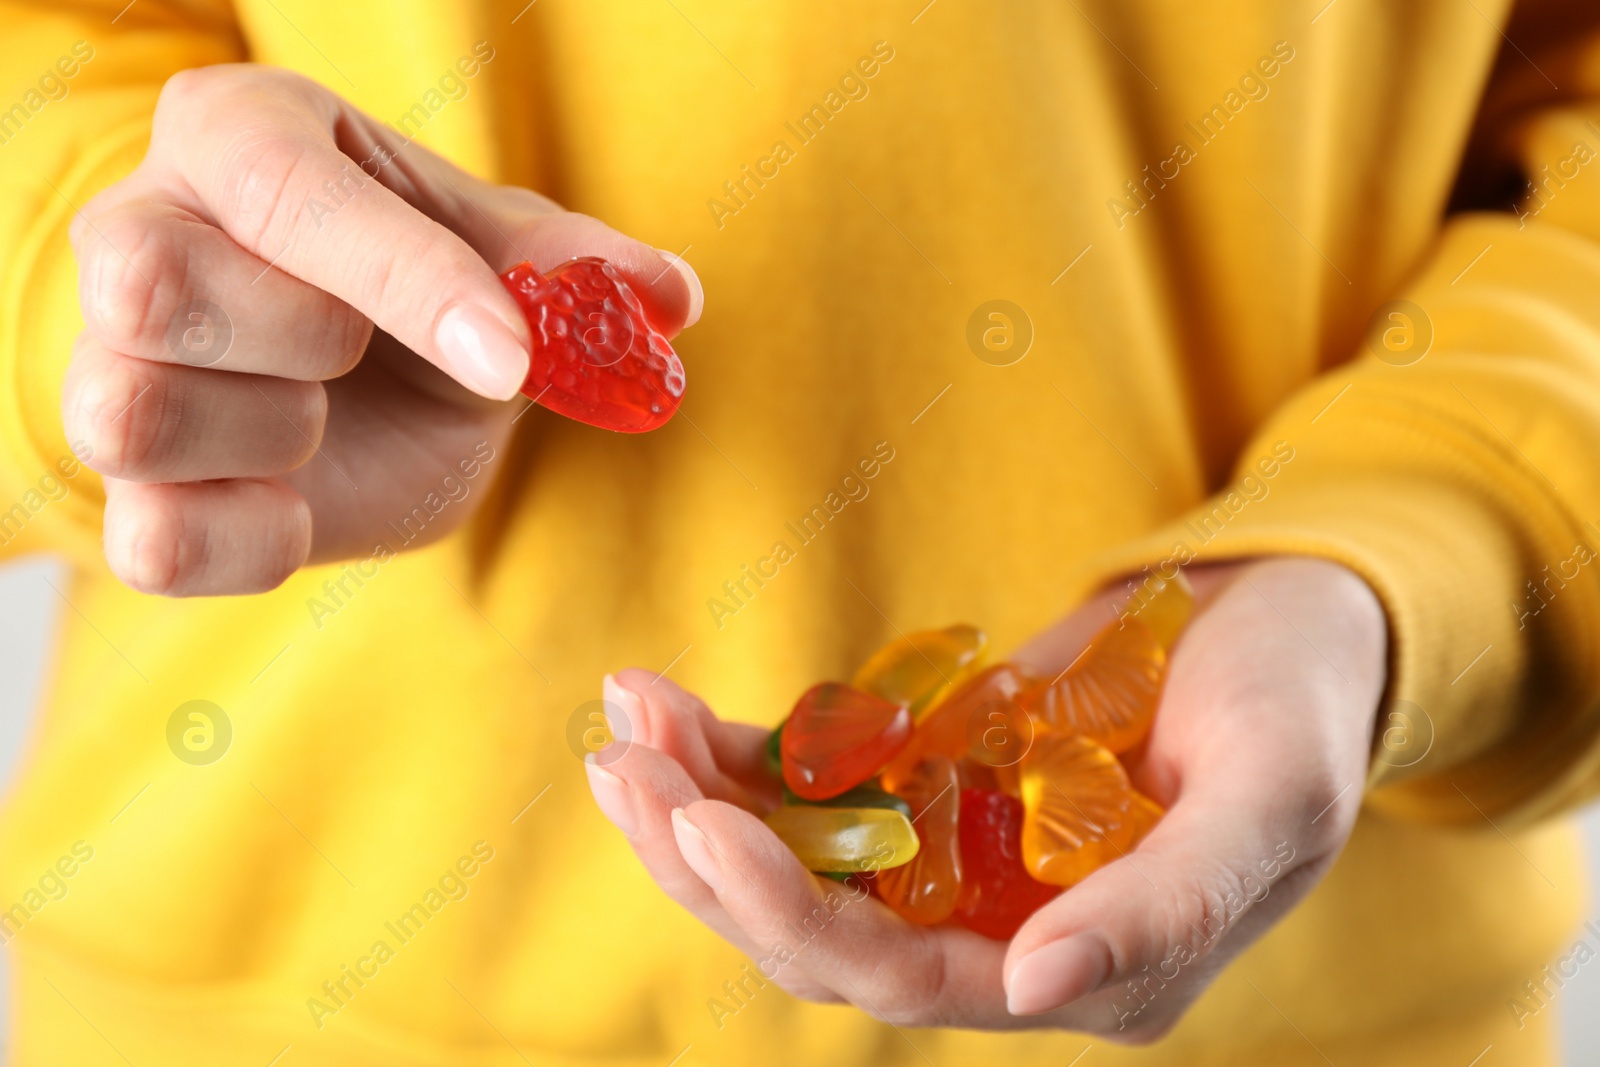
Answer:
1 0 1598 1063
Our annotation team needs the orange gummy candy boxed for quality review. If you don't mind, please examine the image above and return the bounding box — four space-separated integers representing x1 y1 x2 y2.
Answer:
1020 617 1166 754
879 663 1035 792
1018 571 1192 754
1121 569 1195 652
876 756 964 924
852 624 988 720
1019 733 1162 886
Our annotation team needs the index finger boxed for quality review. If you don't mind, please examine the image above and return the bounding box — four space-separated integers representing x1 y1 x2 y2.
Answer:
667 796 1035 1028
149 67 532 398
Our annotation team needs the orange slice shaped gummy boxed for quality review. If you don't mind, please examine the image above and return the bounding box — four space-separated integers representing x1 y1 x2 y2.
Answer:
1019 733 1162 886
1020 617 1166 754
852 624 988 720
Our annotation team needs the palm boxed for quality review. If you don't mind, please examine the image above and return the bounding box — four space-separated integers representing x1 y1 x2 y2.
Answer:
591 557 1385 1038
286 330 518 562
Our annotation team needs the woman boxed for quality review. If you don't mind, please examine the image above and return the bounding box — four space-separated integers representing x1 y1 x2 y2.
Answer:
0 0 1595 1062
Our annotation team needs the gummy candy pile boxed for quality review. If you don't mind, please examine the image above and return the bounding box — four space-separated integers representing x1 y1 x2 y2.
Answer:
762 574 1194 940
500 258 686 433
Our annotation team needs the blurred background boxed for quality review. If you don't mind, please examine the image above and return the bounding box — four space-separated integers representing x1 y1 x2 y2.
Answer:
1 554 1597 1059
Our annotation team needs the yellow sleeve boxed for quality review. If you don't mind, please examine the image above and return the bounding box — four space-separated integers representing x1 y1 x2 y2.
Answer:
1080 5 1600 828
0 1 240 561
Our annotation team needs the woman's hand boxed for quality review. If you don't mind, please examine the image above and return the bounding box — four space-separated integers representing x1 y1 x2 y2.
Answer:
65 64 701 596
586 556 1386 1040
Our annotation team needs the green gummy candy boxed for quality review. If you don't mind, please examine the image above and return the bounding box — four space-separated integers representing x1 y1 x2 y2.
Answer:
781 782 912 819
764 719 786 777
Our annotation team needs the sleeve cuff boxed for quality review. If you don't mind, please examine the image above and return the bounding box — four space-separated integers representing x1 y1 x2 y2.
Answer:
1064 420 1600 828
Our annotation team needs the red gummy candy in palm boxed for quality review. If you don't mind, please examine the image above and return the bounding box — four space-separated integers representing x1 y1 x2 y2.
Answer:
499 257 686 433
781 683 913 801
953 788 1062 940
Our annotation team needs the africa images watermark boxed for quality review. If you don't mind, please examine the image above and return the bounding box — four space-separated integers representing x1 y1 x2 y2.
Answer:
0 841 95 946
306 840 496 1029
1510 520 1600 631
706 440 896 629
706 41 896 230
1108 840 1297 1030
305 439 497 628
705 845 893 1031
305 41 498 230
1107 40 1295 230
1515 120 1600 229
166 700 232 766
1113 440 1296 625
0 441 95 550
1508 918 1600 1031
0 40 96 149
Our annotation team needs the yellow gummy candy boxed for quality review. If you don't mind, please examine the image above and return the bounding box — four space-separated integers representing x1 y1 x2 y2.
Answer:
764 806 921 874
852 624 988 720
1124 569 1194 651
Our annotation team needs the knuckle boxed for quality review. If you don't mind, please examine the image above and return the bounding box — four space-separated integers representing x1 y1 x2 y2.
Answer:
319 311 372 379
1144 861 1242 967
262 381 327 469
67 199 96 250
78 215 182 355
354 250 403 322
1189 858 1250 926
104 489 182 596
153 67 218 123
213 132 314 252
71 358 171 480
154 65 295 131
1186 848 1281 930
258 485 311 591
1298 809 1348 857
851 947 944 1025
294 383 329 459
345 228 474 332
104 480 309 597
154 66 321 251
349 231 468 323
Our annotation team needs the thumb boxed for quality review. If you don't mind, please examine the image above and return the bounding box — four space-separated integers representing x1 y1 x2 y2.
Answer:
468 206 704 339
369 138 706 392
999 761 1318 1026
154 70 700 401
999 559 1382 1029
421 165 706 392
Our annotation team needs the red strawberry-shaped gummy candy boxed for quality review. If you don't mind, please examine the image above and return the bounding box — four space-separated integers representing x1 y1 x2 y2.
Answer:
499 257 686 433
953 788 1062 940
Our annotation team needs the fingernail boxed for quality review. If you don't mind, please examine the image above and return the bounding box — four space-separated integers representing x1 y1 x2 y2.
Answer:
603 673 649 749
585 757 638 837
1005 934 1111 1016
434 302 530 400
655 249 703 328
671 808 725 892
